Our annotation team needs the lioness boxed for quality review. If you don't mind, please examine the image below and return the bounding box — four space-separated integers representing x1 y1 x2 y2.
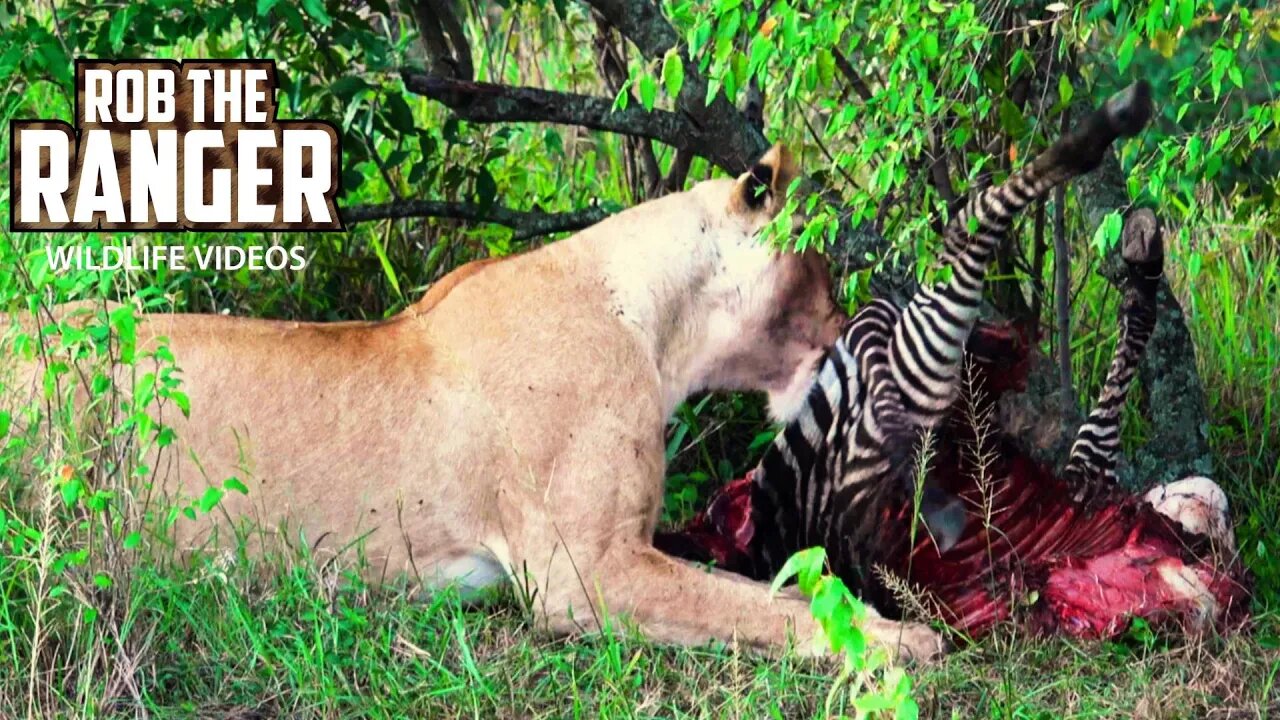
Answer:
4 145 942 660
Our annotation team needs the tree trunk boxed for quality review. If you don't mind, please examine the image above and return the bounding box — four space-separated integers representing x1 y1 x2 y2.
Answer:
1067 147 1214 488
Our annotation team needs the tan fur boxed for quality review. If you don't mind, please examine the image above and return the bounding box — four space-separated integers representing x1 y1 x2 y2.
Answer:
4 145 941 660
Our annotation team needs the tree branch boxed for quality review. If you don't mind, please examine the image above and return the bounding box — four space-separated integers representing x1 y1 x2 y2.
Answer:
581 0 680 59
831 48 874 102
343 200 611 241
663 149 694 193
409 0 473 80
926 130 958 207
409 0 889 271
593 11 664 199
402 73 697 153
1030 196 1047 336
1053 114 1075 416
583 0 770 173
591 0 893 266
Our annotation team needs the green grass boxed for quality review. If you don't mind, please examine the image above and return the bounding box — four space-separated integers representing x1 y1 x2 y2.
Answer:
2 535 1275 718
3 225 1279 717
2 7 1279 716
2 197 1279 719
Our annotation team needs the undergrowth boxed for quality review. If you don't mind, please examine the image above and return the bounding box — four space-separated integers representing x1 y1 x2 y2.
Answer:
2 1 1278 717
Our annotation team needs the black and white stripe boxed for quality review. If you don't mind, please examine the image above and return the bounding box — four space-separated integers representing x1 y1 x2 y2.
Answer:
746 82 1155 582
1062 208 1164 493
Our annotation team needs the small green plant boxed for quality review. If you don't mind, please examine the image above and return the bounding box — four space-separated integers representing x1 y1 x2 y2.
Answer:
771 547 920 720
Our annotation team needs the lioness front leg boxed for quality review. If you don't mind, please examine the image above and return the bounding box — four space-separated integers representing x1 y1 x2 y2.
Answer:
521 535 942 661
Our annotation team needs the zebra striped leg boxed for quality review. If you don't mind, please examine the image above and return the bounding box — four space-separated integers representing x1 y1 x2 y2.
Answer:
886 82 1154 430
740 82 1154 588
1063 209 1164 491
845 300 914 463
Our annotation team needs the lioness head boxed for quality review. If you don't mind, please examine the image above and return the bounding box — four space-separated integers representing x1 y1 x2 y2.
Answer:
687 144 843 421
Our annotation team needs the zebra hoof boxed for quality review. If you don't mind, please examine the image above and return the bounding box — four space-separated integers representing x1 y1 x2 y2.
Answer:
1104 80 1154 137
919 485 966 553
1122 208 1165 268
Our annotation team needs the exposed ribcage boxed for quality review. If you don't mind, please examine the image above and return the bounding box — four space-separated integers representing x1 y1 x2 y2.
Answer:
747 82 1155 586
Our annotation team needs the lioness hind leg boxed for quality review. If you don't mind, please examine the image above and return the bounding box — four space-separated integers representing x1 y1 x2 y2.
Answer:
529 540 943 662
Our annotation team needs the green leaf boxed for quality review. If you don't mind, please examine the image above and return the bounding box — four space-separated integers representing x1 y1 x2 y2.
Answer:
705 75 722 106
1211 127 1231 153
1205 155 1222 179
256 0 281 14
109 9 130 52
1117 32 1139 72
300 0 332 27
330 76 372 102
368 233 402 299
384 93 416 133
1010 49 1029 78
747 429 777 452
810 576 842 619
543 128 564 156
638 73 658 112
123 532 142 550
662 50 684 100
198 486 225 514
135 372 156 403
998 98 1027 135
86 490 109 513
93 573 112 589
853 693 898 712
770 547 826 596
665 421 690 460
1177 0 1195 27
1058 73 1073 105
1092 211 1123 253
224 477 250 495
61 479 82 507
612 81 631 111
816 49 836 86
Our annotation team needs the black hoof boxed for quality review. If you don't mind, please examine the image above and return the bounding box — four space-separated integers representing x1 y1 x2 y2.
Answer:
1121 207 1164 268
1105 80 1154 138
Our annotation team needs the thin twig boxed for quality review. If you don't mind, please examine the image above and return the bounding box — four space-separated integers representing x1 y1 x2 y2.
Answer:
403 73 698 156
1053 113 1074 413
1030 197 1047 338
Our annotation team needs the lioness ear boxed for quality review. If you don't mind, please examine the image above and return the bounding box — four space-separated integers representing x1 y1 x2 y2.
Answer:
733 143 798 214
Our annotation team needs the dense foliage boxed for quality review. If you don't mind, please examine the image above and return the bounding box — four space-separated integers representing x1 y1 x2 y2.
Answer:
0 0 1277 716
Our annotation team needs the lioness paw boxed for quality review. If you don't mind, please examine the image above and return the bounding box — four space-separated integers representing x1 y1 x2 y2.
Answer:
884 622 946 664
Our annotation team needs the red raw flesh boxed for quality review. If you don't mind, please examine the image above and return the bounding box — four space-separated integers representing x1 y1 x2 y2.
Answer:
892 451 1248 638
657 322 1250 640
